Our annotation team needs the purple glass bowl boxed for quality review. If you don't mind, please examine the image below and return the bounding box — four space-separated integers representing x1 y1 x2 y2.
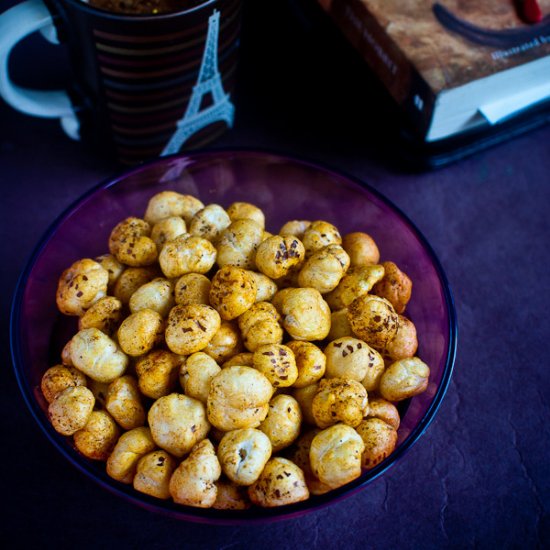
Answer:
10 150 457 524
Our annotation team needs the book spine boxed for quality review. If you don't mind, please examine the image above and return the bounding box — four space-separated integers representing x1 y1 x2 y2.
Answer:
321 0 436 138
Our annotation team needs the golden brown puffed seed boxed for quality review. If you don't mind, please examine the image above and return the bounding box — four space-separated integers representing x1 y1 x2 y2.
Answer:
106 426 156 484
129 277 174 318
238 301 283 353
203 321 243 363
258 394 302 452
291 383 319 426
113 266 159 305
56 258 109 316
226 201 266 229
213 480 252 510
216 219 264 269
69 328 128 383
133 450 178 500
135 349 181 399
173 272 211 306
327 308 354 341
284 341 326 388
73 410 120 461
48 386 95 436
253 344 298 388
108 217 157 267
372 261 412 314
150 216 187 250
209 265 257 321
309 424 365 489
325 264 385 310
248 457 309 507
144 191 204 225
222 352 255 368
386 314 418 360
165 303 221 355
158 234 217 278
105 375 146 430
301 220 342 257
356 417 398 469
249 271 278 303
255 235 305 280
189 204 231 242
297 245 350 294
276 287 331 341
342 232 380 267
366 396 401 430
207 366 273 431
286 429 332 496
169 439 222 508
41 364 87 404
312 378 368 429
279 220 311 240
347 294 399 351
180 352 221 404
95 253 125 290
324 337 379 382
117 309 164 357
148 393 210 457
217 428 272 486
379 357 430 402
78 296 124 336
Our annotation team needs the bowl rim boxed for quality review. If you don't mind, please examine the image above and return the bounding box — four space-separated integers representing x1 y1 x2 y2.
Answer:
10 147 458 524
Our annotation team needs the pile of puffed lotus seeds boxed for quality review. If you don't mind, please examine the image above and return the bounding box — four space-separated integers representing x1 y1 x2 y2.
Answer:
41 190 430 509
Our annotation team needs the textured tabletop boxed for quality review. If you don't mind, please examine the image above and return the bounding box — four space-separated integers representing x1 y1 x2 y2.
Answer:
1 0 549 548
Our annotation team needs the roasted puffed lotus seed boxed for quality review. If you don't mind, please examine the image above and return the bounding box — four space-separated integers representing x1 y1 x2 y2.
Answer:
342 231 380 267
133 450 178 500
189 204 231 242
150 216 187 250
128 278 174 317
301 220 342 257
165 303 221 355
309 424 365 489
356 417 398 469
117 309 164 357
48 386 95 436
312 378 368 429
78 296 124 336
73 410 120 461
41 364 87 404
255 235 305 280
258 394 302 452
325 264 385 310
372 261 412 314
144 191 204 225
209 265 256 321
217 428 272 485
105 375 146 430
226 201 266 229
203 320 243 363
56 258 109 316
148 393 210 457
69 328 128 383
347 294 399 351
248 457 309 507
252 344 298 388
180 352 222 404
108 217 157 267
169 439 222 508
297 245 350 294
238 301 283 352
135 349 181 399
158 234 217 278
379 357 430 402
173 272 211 306
285 340 326 388
216 219 264 269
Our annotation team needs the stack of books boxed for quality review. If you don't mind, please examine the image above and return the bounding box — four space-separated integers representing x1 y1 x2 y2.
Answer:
315 0 550 166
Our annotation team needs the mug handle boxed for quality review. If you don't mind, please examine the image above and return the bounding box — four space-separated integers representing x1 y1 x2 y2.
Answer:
0 0 80 139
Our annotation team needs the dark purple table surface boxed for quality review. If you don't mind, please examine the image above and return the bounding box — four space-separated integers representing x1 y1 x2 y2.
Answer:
1 0 549 548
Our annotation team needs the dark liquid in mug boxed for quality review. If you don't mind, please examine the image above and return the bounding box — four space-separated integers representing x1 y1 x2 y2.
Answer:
87 0 204 15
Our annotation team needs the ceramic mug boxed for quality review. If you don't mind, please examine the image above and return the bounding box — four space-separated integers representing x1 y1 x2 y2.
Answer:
0 0 241 164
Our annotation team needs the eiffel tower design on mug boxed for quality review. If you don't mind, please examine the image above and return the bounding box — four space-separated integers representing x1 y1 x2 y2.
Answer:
162 9 235 156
